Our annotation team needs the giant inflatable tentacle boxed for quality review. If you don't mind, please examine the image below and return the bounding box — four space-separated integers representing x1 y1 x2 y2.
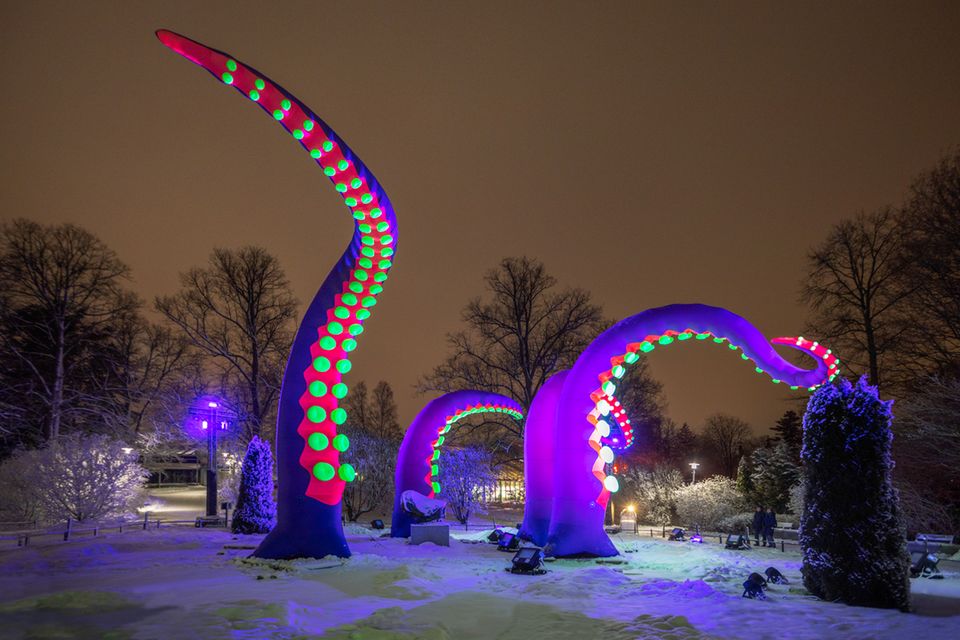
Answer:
391 391 523 538
157 30 397 559
518 370 567 547
600 332 838 451
546 304 838 557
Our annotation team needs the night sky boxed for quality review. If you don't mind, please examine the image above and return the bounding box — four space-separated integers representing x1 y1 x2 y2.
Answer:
2 1 959 435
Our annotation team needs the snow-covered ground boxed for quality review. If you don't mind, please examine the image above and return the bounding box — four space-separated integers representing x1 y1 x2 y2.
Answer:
1 524 958 639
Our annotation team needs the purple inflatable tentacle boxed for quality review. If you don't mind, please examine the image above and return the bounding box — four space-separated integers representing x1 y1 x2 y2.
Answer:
518 370 567 546
547 304 833 557
157 30 398 560
391 390 523 538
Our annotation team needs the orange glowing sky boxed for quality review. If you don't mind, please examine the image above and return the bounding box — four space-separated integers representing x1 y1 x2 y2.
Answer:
2 1 959 434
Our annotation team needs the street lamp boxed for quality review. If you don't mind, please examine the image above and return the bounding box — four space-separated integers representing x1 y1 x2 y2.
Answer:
187 396 233 517
204 401 221 517
689 462 700 484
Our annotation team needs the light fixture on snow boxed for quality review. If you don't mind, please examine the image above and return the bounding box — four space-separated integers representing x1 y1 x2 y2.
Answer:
509 546 546 575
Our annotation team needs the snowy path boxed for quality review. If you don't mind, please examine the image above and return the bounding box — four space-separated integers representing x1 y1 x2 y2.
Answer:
1 525 958 639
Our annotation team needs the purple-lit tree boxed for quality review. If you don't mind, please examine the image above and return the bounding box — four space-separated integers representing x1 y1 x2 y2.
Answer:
0 434 147 524
439 446 496 527
231 436 276 534
800 377 910 610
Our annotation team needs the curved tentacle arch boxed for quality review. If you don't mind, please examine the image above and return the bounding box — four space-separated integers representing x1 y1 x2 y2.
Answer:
157 30 397 559
546 304 838 557
391 391 523 538
600 333 837 451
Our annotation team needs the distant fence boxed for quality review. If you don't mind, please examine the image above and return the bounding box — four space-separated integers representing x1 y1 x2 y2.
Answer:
611 523 800 553
0 513 170 548
0 519 39 531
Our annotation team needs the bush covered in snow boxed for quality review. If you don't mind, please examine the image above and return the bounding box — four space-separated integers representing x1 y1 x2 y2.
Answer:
716 511 755 534
438 447 495 526
231 436 276 534
0 433 147 524
674 476 744 530
788 479 805 520
622 465 684 525
800 377 910 611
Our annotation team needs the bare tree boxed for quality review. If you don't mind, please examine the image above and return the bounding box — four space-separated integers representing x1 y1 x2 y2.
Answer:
899 148 960 375
418 256 607 462
801 208 913 392
700 413 751 477
343 381 371 433
895 376 960 480
419 256 606 408
343 380 402 442
342 431 395 522
370 381 401 442
611 362 666 464
156 247 297 443
87 316 199 439
895 479 955 535
339 380 401 521
0 219 136 443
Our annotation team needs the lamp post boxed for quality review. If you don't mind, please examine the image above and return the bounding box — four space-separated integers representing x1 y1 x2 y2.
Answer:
187 397 232 518
204 401 220 517
688 462 701 532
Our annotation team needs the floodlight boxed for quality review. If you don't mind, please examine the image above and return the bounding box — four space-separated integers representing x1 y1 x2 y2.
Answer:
509 546 546 575
497 532 519 552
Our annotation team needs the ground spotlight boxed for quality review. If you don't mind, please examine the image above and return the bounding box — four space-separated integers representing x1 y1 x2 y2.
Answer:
725 533 751 550
508 546 546 575
911 553 943 579
497 531 520 552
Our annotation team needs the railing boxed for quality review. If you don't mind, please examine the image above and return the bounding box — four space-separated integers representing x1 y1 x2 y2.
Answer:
0 519 39 531
0 513 163 547
0 510 244 548
611 523 798 552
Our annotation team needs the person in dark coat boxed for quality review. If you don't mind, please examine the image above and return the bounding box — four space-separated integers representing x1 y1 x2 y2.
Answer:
752 506 764 546
763 507 777 547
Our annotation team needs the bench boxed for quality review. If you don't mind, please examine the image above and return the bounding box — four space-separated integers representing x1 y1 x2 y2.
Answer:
916 533 954 544
195 515 226 528
772 527 799 541
410 522 449 546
